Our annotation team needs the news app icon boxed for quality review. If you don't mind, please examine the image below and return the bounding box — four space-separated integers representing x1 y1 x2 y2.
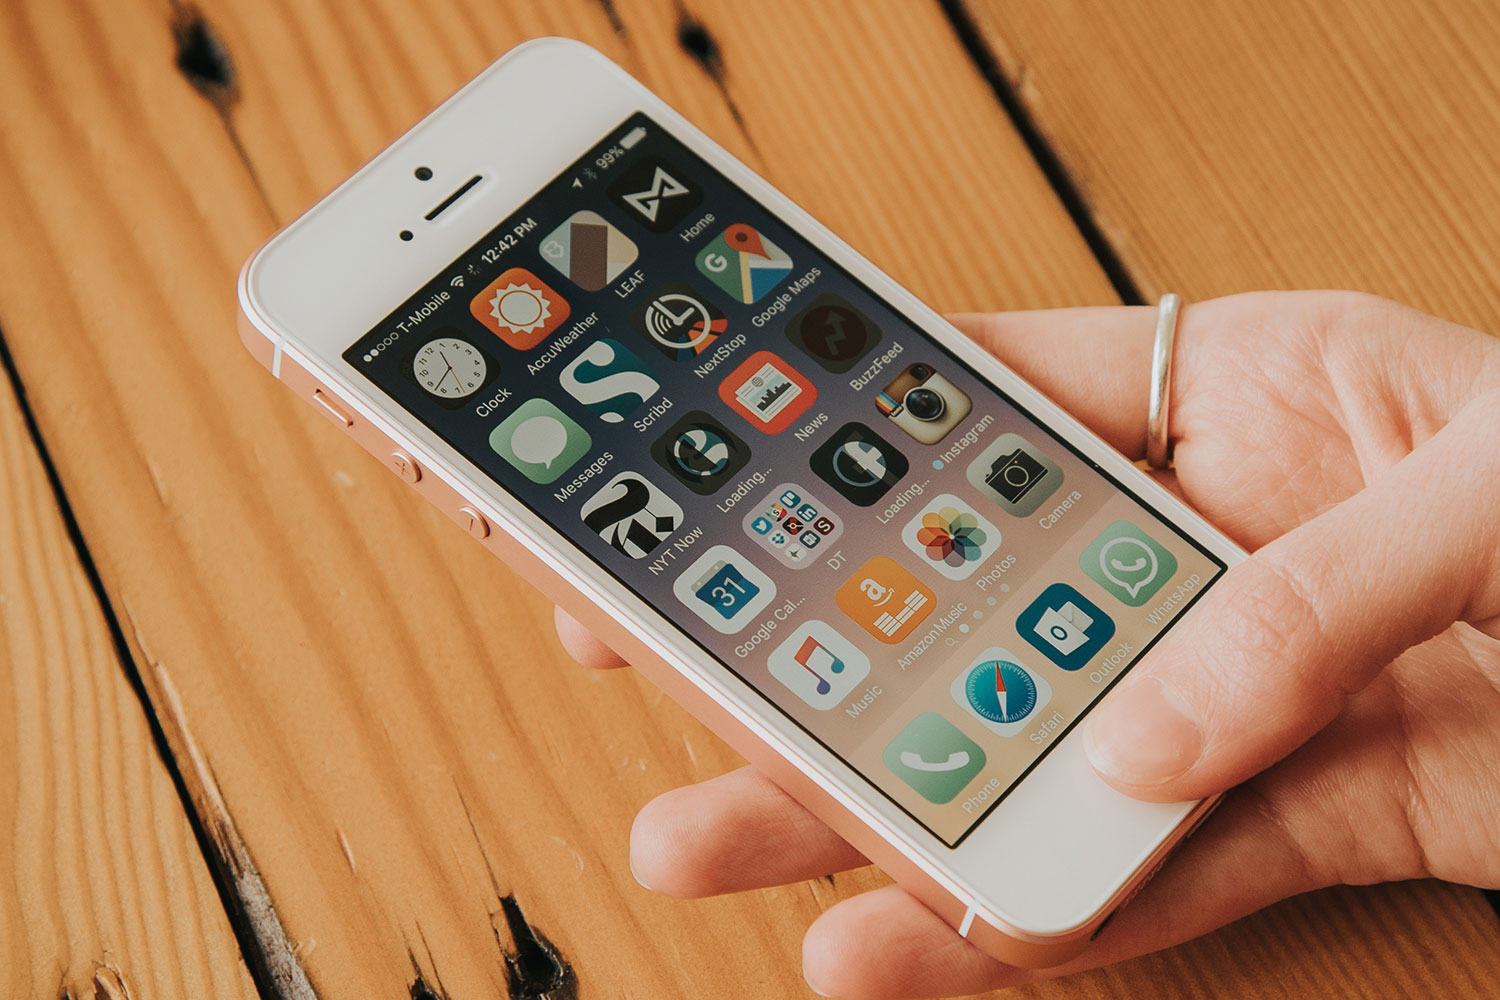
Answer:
718 350 817 434
966 432 1063 517
608 156 703 232
539 210 638 291
768 620 870 710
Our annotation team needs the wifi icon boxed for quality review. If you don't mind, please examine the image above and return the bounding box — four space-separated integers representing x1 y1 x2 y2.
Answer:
449 275 465 289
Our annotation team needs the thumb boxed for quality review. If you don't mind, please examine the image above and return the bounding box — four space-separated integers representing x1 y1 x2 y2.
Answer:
1084 392 1500 800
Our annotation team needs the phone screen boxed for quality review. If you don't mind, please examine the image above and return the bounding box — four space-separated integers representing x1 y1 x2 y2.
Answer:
344 113 1225 846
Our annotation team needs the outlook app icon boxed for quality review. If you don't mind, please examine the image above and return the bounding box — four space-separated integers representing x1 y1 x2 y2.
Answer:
1015 583 1115 671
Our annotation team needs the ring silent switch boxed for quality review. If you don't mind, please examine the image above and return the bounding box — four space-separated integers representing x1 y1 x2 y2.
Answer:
458 506 490 539
388 451 422 484
312 389 354 427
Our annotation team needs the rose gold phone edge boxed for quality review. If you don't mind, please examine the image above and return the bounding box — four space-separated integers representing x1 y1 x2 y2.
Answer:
237 37 1237 969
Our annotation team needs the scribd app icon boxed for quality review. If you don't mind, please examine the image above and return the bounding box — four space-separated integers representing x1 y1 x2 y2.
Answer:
696 223 793 304
488 398 592 485
558 338 660 424
883 713 987 804
1080 521 1179 607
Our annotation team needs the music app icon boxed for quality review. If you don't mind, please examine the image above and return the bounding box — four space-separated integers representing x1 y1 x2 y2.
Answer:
768 620 871 710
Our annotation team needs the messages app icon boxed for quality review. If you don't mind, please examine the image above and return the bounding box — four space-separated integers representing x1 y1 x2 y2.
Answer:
1080 521 1179 607
489 398 592 484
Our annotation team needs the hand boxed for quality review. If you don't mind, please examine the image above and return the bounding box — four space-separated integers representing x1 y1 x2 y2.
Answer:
556 291 1500 997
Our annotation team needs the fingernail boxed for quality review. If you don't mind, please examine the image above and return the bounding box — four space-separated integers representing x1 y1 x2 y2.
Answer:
1085 677 1202 786
628 853 653 891
803 968 832 997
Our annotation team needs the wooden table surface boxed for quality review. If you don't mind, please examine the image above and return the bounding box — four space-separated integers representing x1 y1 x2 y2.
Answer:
3 1 1498 997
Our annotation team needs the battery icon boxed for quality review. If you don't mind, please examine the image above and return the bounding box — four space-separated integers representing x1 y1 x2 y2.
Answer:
620 126 647 149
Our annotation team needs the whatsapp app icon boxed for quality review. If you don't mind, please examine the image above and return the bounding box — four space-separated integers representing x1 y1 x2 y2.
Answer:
1080 521 1178 607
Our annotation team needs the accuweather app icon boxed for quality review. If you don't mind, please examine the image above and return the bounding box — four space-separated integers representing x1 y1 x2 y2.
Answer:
608 157 704 233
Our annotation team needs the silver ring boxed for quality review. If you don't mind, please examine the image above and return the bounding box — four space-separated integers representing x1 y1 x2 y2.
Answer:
1146 294 1182 469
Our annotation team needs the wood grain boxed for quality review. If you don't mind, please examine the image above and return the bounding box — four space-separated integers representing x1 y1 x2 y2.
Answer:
961 0 1500 330
0 349 257 996
0 1 1108 998
1 0 1496 998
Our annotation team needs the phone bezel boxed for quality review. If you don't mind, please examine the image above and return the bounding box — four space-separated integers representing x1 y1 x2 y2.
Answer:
240 37 1245 939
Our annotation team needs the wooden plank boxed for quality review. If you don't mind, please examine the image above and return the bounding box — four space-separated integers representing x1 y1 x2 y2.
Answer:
0 1 1110 998
0 356 258 996
959 0 1500 329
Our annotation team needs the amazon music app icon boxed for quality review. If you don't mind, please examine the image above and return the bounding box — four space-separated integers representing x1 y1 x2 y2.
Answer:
768 620 871 710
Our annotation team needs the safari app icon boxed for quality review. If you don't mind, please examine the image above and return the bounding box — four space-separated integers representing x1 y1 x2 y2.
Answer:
1080 521 1179 607
488 398 592 484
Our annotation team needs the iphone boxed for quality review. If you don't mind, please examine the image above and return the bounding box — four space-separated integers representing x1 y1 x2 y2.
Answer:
238 38 1242 967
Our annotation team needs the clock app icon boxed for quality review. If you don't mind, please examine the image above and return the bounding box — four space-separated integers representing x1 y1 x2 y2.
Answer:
408 331 493 408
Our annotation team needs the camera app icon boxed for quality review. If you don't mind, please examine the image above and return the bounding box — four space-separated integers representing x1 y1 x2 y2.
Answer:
966 432 1063 517
875 363 972 445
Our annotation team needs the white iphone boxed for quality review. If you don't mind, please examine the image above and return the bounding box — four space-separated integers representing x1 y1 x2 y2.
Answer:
238 38 1242 967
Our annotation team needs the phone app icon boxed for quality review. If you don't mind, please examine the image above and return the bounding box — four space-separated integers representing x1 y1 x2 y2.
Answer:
488 398 592 484
951 648 1053 737
810 422 909 507
718 351 817 434
405 330 495 408
768 620 871 710
742 483 844 569
786 293 881 373
696 223 793 304
966 432 1063 517
883 713 988 804
539 209 638 291
469 268 571 350
836 556 935 645
651 410 750 496
876 363 973 445
1016 583 1116 671
631 282 727 361
608 156 704 232
900 494 1001 581
1080 521 1179 607
673 544 777 634
559 338 660 423
580 471 684 560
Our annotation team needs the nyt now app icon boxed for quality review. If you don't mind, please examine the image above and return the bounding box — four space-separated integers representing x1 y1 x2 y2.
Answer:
1015 583 1115 671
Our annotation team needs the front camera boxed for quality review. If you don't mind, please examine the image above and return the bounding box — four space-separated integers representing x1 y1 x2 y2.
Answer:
399 230 413 242
414 166 433 181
